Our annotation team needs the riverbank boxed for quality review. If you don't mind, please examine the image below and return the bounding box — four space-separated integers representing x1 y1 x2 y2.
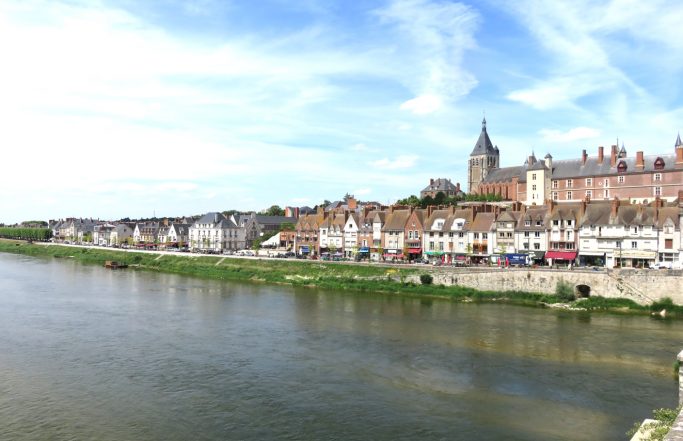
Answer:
1 239 681 317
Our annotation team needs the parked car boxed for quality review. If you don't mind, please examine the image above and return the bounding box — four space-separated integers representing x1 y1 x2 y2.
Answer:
650 262 672 270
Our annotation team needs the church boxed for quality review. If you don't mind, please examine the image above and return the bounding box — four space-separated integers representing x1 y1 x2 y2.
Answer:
468 119 683 205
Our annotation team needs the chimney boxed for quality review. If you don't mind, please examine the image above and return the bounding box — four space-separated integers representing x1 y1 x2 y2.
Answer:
428 206 435 217
388 206 394 214
610 197 620 219
456 182 461 193
580 198 588 218
679 190 683 207
347 197 357 210
430 178 434 186
636 151 644 169
610 145 618 167
582 149 588 165
528 155 535 165
163 218 169 226
677 146 683 165
654 197 661 223
598 146 604 164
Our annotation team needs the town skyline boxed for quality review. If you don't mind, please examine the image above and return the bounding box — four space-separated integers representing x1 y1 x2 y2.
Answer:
2 0 683 224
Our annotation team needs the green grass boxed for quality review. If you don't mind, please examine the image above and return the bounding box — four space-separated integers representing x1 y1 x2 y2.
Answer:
1 239 681 316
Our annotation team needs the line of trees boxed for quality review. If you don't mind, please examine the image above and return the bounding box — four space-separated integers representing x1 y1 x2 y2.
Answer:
0 227 53 241
396 192 503 208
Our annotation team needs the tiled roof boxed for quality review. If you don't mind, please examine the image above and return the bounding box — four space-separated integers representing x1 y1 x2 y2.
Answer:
470 212 495 232
383 209 411 231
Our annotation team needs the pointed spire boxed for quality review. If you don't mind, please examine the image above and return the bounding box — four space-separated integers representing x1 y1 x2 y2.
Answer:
482 116 487 131
676 132 682 148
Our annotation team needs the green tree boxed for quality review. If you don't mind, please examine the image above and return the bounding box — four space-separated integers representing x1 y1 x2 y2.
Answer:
421 195 434 208
433 191 447 206
280 222 296 231
264 205 285 216
397 195 421 207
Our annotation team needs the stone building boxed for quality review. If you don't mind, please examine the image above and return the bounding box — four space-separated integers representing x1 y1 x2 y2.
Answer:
467 118 500 193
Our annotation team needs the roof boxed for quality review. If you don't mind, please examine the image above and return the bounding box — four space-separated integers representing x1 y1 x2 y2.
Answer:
676 133 682 148
481 166 525 184
423 209 451 231
383 209 411 231
580 202 612 226
421 178 457 193
550 154 678 179
194 212 237 229
496 211 521 224
470 118 497 156
237 214 296 226
657 207 680 228
470 212 495 232
517 206 549 230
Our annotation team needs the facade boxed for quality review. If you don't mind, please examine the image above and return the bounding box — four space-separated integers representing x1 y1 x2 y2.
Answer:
189 212 245 252
234 214 297 249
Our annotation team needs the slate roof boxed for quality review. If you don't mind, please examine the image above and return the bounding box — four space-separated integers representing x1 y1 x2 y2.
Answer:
481 166 525 184
657 207 680 228
470 118 497 156
237 214 296 227
550 154 678 179
421 178 457 193
580 202 612 226
194 212 237 228
517 207 549 230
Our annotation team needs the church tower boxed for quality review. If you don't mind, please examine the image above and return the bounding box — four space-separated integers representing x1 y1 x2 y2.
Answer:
468 118 500 194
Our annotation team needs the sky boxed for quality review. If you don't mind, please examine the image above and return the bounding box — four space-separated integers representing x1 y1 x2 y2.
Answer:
1 0 683 223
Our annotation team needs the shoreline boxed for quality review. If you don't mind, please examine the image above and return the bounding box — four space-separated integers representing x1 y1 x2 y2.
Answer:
0 239 680 317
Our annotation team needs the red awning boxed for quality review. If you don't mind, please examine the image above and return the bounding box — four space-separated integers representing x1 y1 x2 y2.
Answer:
545 251 577 260
408 248 422 253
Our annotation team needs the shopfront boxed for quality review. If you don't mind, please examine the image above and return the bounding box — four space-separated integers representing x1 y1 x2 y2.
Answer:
545 251 577 267
615 250 656 269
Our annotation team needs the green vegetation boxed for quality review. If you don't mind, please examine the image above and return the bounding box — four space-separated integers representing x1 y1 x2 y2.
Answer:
0 240 681 317
627 406 682 441
0 227 52 241
396 192 503 208
554 280 576 302
420 274 433 285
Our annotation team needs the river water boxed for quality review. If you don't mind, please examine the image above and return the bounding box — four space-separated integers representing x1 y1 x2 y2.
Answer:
0 253 680 440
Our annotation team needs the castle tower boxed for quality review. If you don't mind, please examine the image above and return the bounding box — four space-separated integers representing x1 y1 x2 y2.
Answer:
468 117 500 193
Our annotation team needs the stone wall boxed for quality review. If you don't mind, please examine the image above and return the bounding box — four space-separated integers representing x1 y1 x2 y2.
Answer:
663 350 683 441
408 267 683 305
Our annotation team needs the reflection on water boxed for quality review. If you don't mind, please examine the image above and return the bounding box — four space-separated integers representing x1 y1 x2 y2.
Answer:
0 253 680 440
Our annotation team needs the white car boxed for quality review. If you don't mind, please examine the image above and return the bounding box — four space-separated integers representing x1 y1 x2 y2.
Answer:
650 262 673 270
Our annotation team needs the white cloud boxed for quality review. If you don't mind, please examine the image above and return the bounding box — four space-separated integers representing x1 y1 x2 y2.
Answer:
352 188 372 196
539 127 601 143
376 0 479 111
400 94 442 115
370 155 418 170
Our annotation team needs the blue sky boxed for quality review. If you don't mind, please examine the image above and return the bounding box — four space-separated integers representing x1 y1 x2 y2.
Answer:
1 0 683 223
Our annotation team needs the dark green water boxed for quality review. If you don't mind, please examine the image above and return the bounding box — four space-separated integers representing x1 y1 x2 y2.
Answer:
0 253 680 440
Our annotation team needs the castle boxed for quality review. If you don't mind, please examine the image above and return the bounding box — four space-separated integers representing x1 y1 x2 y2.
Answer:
468 119 683 205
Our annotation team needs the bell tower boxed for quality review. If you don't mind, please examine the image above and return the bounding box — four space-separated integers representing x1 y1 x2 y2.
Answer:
468 118 499 194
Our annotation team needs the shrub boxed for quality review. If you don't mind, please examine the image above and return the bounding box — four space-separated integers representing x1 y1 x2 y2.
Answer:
555 280 575 302
420 274 433 285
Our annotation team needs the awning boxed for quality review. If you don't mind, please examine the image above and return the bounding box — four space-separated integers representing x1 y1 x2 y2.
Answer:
300 245 309 252
408 248 422 253
528 250 545 259
454 254 466 261
617 250 657 259
386 249 398 254
384 253 404 258
579 251 605 257
425 251 445 256
545 251 577 260
359 247 370 253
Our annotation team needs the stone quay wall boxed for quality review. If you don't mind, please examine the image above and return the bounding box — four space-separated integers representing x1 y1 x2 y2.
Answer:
407 267 683 305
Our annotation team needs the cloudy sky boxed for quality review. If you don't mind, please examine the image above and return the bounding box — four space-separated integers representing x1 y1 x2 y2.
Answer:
1 0 683 223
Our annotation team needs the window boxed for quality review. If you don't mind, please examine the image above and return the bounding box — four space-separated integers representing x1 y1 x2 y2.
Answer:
632 227 638 234
523 243 529 249
408 231 413 239
552 192 558 200
553 220 559 226
458 232 464 238
586 190 592 198
525 220 531 227
449 232 454 237
438 242 444 251
654 187 662 196
566 243 575 250
654 173 662 182
474 233 479 239
532 173 537 180
566 179 573 188
552 180 558 189
536 221 542 226
534 243 540 250
617 161 627 173
429 241 434 250
534 232 541 238
566 220 573 227
566 191 573 200
507 232 513 238
499 232 505 238
524 231 530 237
654 158 665 170
604 189 609 199
631 241 637 249
665 239 673 249
618 175 624 184
532 184 537 191
586 178 593 186
482 233 488 240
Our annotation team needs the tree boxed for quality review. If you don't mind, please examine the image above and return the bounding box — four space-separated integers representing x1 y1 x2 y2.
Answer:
421 195 434 208
264 205 285 216
397 195 421 207
433 191 447 206
280 222 296 231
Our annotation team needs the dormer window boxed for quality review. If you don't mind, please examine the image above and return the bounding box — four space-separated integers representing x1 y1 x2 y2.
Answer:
617 160 627 173
654 157 665 170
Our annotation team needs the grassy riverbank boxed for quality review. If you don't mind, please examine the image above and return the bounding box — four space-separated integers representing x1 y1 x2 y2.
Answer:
1 239 680 316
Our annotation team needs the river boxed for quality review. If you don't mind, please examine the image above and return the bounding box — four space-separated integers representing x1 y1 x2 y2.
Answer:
0 252 680 440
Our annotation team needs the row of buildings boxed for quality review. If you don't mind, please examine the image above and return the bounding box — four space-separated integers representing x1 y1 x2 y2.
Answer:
49 212 296 252
293 196 683 269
